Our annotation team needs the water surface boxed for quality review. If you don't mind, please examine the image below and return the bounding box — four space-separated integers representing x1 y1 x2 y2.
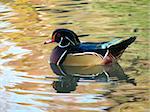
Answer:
0 0 149 112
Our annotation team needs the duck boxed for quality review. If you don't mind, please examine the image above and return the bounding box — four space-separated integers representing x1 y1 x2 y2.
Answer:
44 28 136 66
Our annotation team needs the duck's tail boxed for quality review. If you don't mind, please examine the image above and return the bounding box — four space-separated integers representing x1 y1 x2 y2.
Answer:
108 36 136 58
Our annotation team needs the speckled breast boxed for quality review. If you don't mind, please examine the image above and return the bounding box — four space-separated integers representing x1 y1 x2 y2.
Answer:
50 46 68 64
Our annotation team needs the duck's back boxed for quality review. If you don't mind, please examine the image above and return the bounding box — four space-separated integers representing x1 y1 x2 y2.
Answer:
69 42 108 56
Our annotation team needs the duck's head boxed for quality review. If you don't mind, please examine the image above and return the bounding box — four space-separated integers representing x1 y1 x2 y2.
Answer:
44 29 80 48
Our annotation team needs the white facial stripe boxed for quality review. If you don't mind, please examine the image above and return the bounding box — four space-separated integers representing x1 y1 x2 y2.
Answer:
59 37 63 44
58 42 70 48
58 37 70 48
65 36 75 45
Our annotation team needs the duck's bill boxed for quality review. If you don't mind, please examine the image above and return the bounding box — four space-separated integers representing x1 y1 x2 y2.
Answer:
44 39 54 44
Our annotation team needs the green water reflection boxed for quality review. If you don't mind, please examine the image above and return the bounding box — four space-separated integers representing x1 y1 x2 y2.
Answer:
0 0 149 112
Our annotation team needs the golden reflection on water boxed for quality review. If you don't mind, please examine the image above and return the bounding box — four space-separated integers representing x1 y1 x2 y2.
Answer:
0 0 149 112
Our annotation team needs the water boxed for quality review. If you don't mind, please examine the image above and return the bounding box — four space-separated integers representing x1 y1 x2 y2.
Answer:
0 0 149 112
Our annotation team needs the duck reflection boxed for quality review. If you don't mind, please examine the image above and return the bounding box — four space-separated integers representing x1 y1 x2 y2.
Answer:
52 76 79 93
51 63 136 93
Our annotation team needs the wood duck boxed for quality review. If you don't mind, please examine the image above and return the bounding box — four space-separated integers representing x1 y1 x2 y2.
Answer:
44 28 136 66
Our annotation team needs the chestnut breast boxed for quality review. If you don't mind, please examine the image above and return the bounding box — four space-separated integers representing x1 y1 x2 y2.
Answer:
50 46 68 64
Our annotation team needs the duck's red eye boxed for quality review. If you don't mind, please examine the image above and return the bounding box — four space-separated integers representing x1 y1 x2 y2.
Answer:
56 33 61 37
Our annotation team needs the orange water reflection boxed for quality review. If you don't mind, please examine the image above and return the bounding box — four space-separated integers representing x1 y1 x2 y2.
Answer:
0 0 149 112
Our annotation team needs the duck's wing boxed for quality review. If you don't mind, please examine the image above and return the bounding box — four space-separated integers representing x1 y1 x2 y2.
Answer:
69 42 108 57
107 36 136 58
97 36 136 58
70 36 136 58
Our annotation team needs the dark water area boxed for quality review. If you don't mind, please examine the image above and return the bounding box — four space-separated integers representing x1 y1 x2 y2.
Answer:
0 0 149 112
